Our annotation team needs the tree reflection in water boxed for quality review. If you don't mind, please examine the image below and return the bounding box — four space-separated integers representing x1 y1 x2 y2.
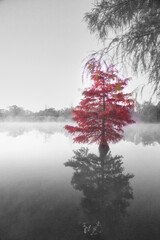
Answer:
65 148 134 239
124 123 160 145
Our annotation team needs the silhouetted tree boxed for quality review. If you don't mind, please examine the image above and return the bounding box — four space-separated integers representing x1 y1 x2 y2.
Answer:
136 101 158 122
65 148 134 238
84 0 160 95
8 105 25 117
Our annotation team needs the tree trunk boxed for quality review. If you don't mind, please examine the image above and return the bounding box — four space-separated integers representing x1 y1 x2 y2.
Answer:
99 142 109 193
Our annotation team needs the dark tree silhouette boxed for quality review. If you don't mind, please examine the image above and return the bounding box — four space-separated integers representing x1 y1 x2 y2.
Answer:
84 0 160 95
65 148 134 238
8 105 25 117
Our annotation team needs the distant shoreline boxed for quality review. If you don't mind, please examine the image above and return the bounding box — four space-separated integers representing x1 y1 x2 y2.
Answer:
0 105 73 122
0 117 73 122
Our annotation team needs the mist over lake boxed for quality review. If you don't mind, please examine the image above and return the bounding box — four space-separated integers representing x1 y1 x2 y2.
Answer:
0 122 159 239
0 0 159 238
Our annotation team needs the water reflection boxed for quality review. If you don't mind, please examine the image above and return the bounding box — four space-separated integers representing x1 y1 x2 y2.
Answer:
124 123 160 145
0 123 160 239
0 184 82 240
65 148 134 239
1 122 160 146
0 122 66 138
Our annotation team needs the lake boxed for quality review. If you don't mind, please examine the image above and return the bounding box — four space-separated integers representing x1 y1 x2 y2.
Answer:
0 122 159 240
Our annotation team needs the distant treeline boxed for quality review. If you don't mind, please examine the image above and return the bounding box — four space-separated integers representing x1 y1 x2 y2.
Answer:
0 102 160 122
135 101 160 122
0 105 73 122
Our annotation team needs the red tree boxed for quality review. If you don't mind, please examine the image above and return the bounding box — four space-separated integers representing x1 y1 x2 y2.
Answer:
65 61 135 159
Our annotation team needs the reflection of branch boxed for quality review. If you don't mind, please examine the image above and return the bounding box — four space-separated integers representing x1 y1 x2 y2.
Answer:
65 148 134 237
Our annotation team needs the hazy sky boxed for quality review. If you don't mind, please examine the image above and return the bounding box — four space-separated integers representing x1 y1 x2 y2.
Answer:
0 0 152 111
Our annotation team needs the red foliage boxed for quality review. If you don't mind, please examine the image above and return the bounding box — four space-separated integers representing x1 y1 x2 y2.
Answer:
65 62 135 147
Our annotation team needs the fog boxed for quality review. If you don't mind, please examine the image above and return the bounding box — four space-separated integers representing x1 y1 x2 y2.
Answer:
0 122 159 239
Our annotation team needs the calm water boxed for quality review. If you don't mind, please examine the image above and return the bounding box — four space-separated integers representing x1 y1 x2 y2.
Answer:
0 122 159 239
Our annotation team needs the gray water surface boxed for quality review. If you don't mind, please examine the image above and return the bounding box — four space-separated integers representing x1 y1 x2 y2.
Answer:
0 122 159 240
